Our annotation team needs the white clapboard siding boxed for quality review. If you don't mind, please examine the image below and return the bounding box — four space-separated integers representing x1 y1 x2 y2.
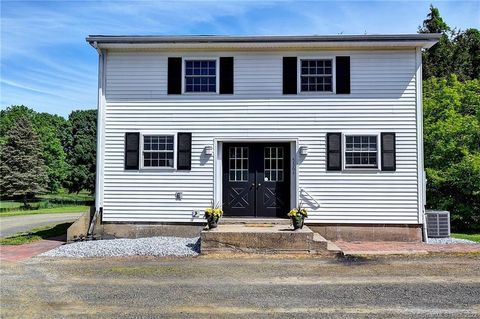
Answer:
101 49 419 224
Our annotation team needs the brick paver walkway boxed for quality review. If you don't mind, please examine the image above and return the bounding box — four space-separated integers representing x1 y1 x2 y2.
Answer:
0 236 65 262
335 240 480 255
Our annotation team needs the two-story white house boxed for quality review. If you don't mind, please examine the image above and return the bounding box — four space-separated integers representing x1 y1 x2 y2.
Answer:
87 34 439 241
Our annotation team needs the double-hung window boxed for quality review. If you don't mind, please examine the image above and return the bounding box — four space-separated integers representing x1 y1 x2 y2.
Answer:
184 59 217 93
300 59 333 92
345 135 378 169
142 135 175 168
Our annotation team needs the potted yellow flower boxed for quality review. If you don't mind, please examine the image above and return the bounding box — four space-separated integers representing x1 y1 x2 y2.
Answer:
288 203 307 230
204 202 223 229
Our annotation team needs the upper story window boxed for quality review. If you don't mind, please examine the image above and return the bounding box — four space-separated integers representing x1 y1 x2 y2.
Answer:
142 135 175 168
345 135 378 169
184 60 217 93
300 59 333 92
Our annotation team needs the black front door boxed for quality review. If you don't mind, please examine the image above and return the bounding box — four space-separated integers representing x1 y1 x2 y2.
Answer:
222 143 290 217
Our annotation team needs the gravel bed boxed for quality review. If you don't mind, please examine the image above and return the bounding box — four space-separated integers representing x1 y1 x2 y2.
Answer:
40 236 200 257
427 237 479 245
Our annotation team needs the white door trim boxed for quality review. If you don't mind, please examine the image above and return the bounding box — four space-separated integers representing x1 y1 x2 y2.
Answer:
213 138 299 212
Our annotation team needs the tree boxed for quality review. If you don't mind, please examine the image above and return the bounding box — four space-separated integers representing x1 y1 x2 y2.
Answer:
423 75 480 231
419 5 450 34
419 5 480 80
419 5 454 79
64 110 97 194
452 29 480 80
0 105 69 192
37 125 69 191
0 105 35 145
33 112 69 192
0 117 48 207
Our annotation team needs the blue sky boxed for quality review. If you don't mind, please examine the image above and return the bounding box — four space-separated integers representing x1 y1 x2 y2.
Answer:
1 0 479 117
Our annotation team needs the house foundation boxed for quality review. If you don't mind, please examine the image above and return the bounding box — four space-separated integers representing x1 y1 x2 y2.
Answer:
97 223 204 239
308 224 423 242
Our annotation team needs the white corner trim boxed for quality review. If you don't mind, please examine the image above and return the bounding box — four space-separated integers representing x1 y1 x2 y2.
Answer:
415 47 425 224
213 139 222 207
95 50 106 212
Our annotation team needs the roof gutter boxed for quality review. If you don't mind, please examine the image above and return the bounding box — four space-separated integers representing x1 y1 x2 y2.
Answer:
86 34 441 50
90 41 102 55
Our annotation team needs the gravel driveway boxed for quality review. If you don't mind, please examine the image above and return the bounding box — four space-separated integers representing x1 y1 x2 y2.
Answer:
1 256 479 318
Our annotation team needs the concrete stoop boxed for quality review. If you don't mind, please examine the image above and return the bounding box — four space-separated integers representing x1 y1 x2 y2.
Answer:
200 224 341 257
220 218 291 225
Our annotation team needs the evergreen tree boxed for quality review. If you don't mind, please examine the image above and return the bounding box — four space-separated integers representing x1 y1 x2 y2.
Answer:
419 5 480 80
418 5 450 34
419 5 453 79
0 117 48 207
0 106 69 192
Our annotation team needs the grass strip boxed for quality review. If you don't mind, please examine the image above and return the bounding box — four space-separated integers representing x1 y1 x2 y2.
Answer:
0 222 72 245
0 205 89 217
451 233 480 243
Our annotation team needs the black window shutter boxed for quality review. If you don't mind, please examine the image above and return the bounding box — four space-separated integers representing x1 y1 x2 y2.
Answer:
381 133 396 171
220 57 234 94
283 57 297 94
335 56 350 94
125 132 140 170
327 133 342 171
168 57 182 94
177 133 192 170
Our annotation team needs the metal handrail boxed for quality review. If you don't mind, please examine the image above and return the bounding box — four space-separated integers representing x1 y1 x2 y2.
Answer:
299 188 320 208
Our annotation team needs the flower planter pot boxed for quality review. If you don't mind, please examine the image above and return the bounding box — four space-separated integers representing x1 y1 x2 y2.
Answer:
207 215 220 229
291 216 305 230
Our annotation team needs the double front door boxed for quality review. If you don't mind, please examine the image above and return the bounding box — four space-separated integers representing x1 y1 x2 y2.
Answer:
222 143 290 217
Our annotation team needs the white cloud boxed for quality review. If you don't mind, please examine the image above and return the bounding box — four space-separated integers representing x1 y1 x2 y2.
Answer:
1 0 478 116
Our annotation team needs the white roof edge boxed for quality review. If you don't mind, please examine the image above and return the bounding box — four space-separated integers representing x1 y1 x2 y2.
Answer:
86 34 440 50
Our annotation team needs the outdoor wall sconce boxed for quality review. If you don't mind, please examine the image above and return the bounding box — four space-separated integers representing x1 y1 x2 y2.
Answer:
299 146 308 155
204 145 213 155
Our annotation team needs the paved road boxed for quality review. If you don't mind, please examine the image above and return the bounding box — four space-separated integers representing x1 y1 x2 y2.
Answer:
1 256 479 318
0 213 82 237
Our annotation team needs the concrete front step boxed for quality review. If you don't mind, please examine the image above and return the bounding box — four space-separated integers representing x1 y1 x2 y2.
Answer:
200 224 339 256
220 218 291 225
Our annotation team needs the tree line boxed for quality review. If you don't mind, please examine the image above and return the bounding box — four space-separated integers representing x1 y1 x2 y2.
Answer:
420 5 479 231
0 6 478 230
0 106 96 205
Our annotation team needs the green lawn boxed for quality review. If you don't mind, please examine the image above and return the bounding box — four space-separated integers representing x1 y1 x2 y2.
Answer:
0 205 89 217
0 222 72 245
0 201 23 209
0 190 92 216
39 190 92 201
451 233 480 243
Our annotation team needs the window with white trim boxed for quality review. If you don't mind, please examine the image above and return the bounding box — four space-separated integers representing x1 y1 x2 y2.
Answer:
300 59 333 92
143 135 174 168
184 60 216 93
345 135 378 169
